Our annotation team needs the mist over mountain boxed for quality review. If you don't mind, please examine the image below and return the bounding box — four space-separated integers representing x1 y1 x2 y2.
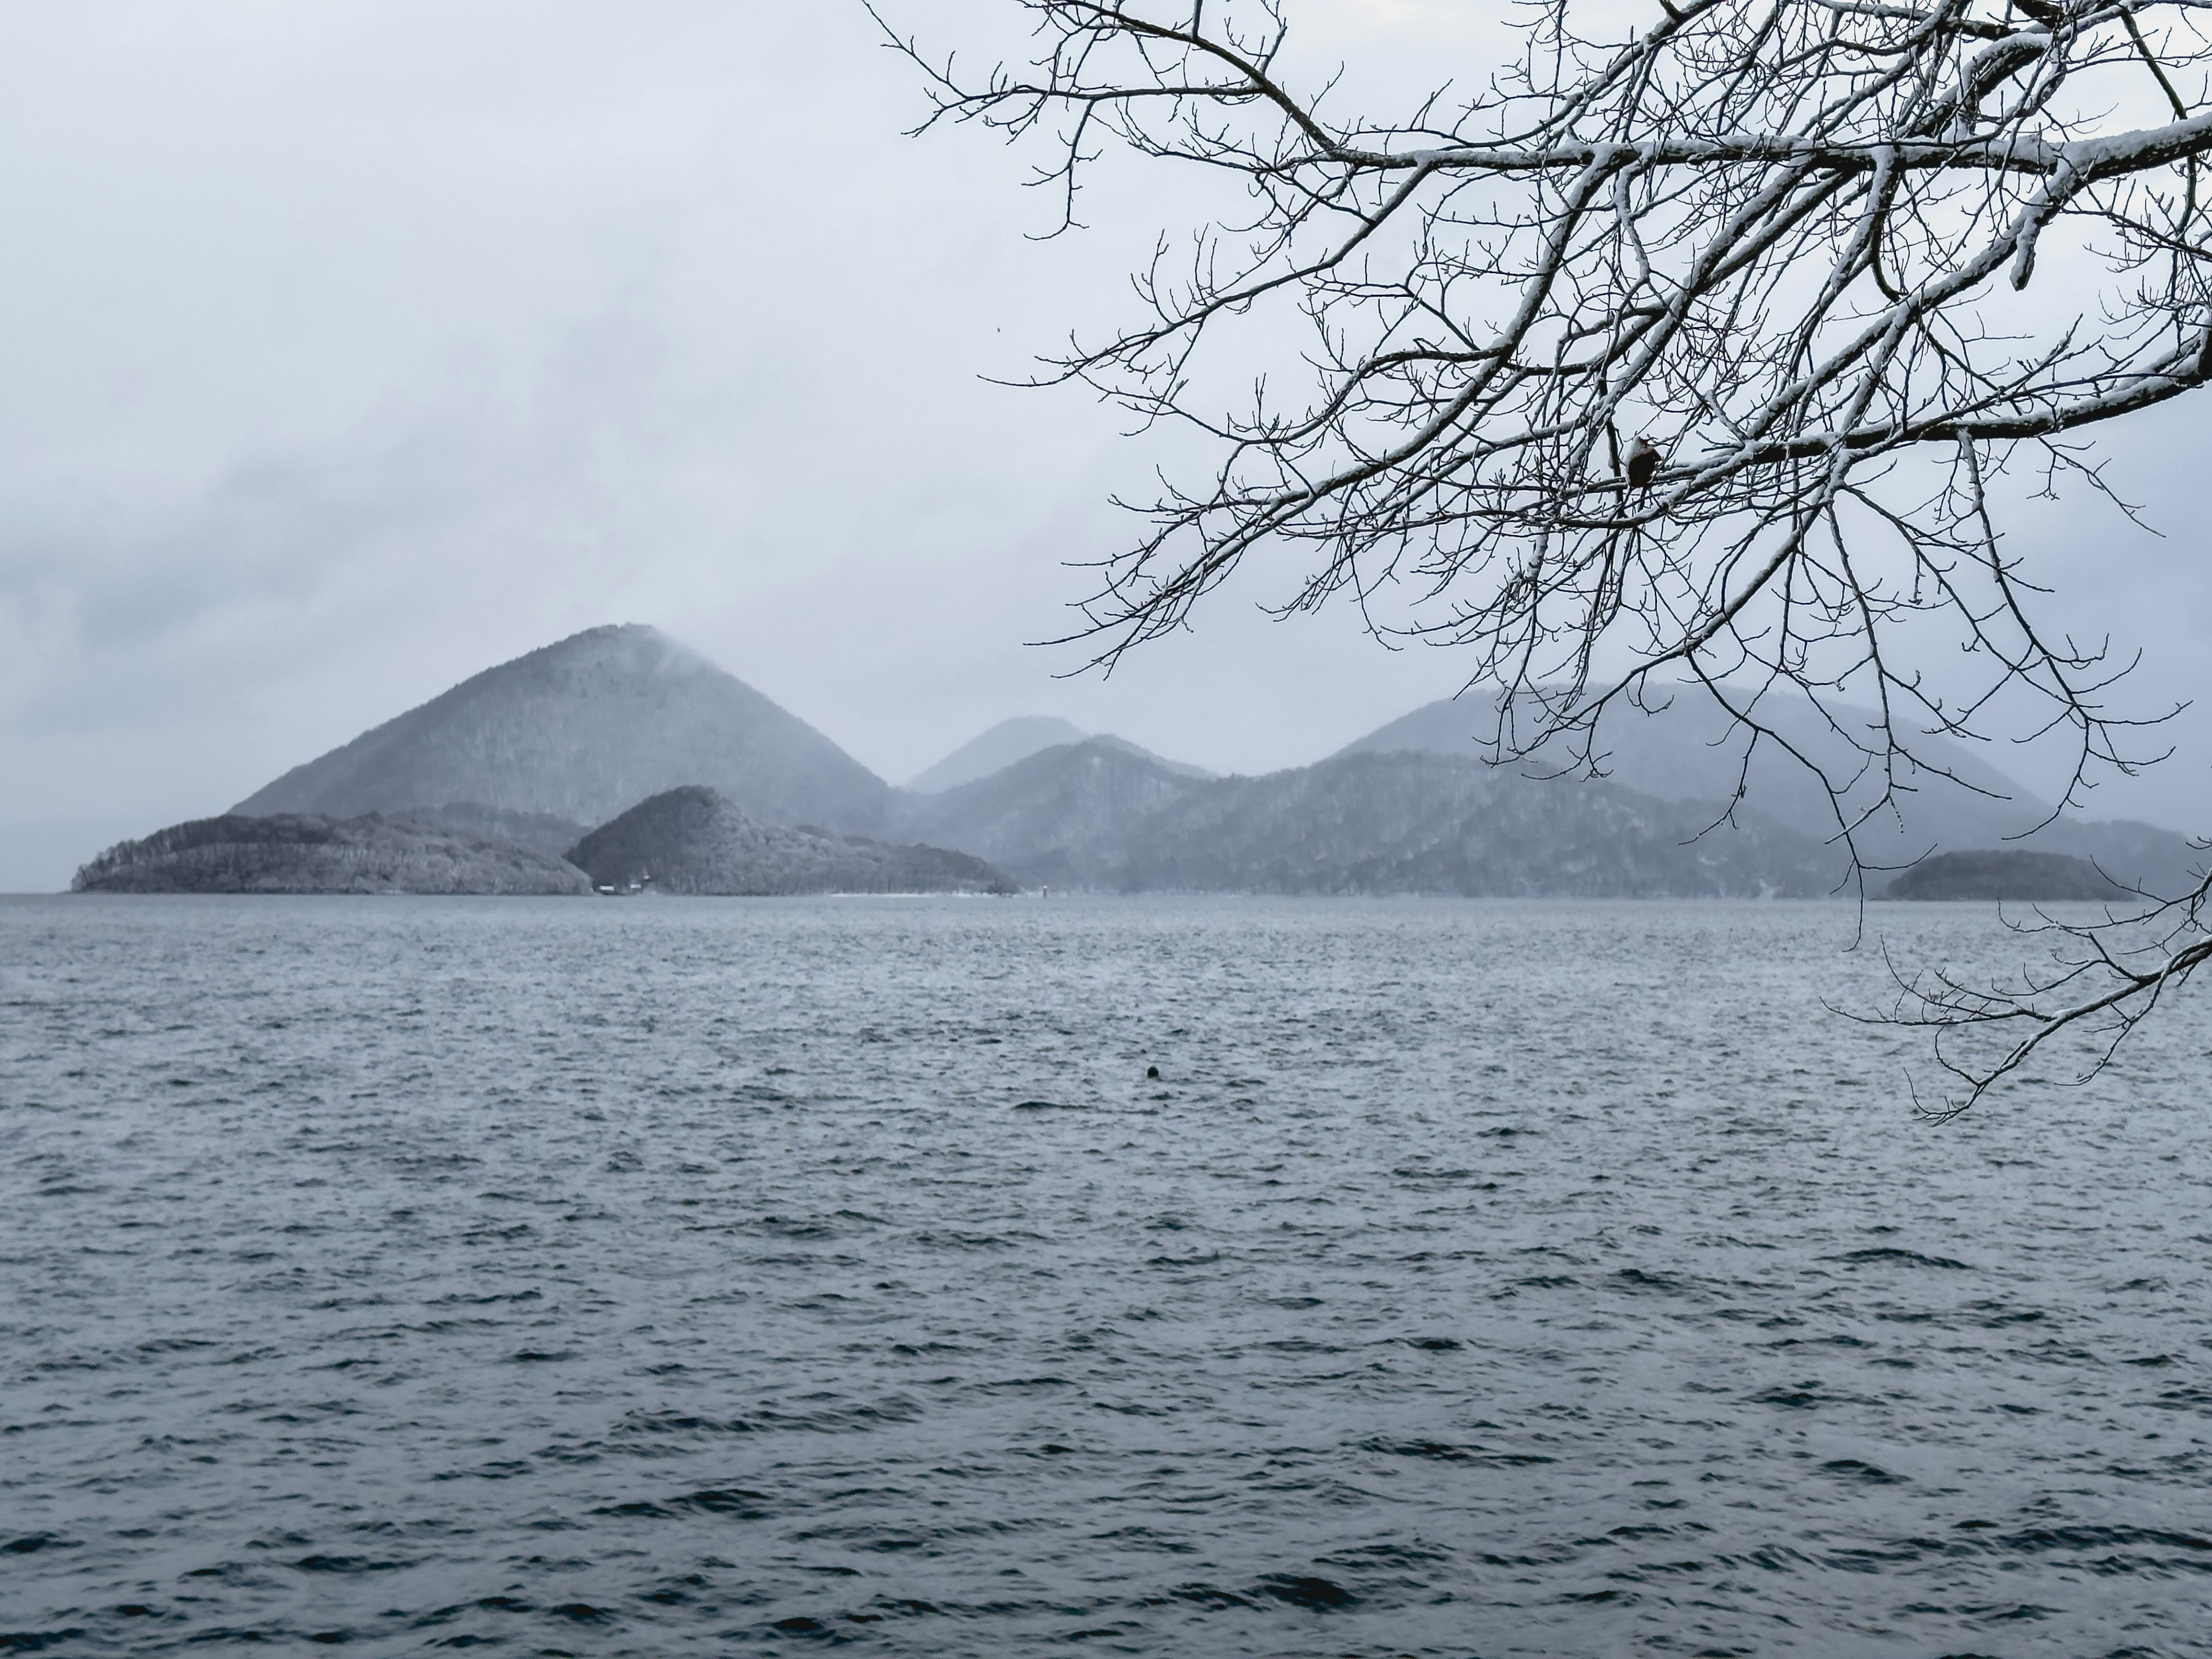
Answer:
1082 734 1215 782
905 717 1088 794
905 718 1215 795
1094 752 1837 897
1347 694 2205 896
81 626 2203 901
569 786 1012 896
235 624 889 834
901 738 1837 896
896 740 1205 887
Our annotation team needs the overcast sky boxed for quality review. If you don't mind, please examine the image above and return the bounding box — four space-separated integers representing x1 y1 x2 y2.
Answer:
3 1 2209 888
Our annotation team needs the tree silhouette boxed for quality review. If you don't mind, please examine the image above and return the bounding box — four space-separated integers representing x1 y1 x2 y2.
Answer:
881 0 2212 1105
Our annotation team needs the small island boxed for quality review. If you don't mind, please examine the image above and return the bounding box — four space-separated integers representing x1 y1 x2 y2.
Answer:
74 787 1017 898
73 813 593 896
567 786 1014 896
1885 849 2135 903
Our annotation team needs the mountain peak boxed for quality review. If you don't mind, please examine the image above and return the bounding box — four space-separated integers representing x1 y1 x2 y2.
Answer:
906 718 1215 795
906 716 1089 794
523 622 708 669
234 626 888 832
1339 689 2201 893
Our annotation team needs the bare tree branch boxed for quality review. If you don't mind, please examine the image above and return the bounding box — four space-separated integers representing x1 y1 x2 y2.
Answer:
877 0 2212 1105
1867 860 2212 1115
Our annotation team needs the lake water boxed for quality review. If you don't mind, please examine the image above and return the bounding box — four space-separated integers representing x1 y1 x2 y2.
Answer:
2 895 2207 1657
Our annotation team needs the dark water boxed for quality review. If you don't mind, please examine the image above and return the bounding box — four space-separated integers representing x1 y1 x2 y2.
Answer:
2 895 2207 1657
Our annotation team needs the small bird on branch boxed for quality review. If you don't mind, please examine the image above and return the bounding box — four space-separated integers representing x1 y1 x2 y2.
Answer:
1625 435 1661 501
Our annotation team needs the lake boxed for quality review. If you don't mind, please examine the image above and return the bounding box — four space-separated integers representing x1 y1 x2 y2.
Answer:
2 895 2206 1655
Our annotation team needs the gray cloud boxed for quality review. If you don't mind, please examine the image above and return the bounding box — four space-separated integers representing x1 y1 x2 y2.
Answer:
1 0 2206 888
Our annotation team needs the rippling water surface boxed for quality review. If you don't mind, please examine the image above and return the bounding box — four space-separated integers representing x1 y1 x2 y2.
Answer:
2 895 2209 1656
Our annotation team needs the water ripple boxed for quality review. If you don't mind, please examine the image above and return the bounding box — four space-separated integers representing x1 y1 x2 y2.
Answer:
2 893 2209 1655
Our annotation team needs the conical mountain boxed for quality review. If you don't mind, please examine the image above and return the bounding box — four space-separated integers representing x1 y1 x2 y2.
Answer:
235 624 889 833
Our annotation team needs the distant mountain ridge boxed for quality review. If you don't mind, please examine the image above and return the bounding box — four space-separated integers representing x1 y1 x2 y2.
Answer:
900 739 1840 896
1346 693 2203 896
236 624 889 834
906 717 1087 794
158 626 2203 902
895 738 1203 881
1092 751 1835 896
905 717 1214 794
